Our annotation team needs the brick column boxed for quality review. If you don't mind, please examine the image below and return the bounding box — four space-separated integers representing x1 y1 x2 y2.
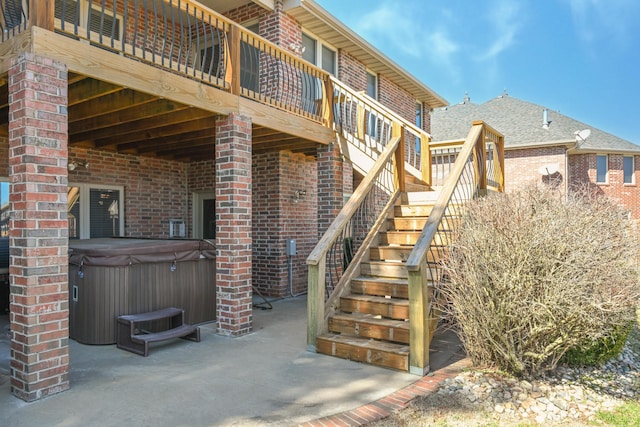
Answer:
317 142 344 238
215 113 252 336
8 54 69 401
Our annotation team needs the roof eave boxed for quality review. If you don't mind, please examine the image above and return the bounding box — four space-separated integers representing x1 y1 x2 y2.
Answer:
283 0 448 108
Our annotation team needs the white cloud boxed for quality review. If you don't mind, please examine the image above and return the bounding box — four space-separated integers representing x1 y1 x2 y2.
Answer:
564 0 640 47
352 2 461 81
475 0 522 61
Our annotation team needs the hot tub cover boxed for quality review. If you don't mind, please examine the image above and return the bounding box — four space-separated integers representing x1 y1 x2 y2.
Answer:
69 238 216 267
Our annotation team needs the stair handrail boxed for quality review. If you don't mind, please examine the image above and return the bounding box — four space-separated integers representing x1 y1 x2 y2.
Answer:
329 76 432 186
307 134 403 350
404 120 504 375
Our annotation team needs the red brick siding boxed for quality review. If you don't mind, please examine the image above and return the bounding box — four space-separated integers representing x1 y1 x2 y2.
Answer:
215 113 252 336
338 51 367 92
569 153 640 219
504 146 567 193
253 151 317 297
8 54 69 402
317 143 344 238
68 148 189 238
379 74 417 126
223 3 269 25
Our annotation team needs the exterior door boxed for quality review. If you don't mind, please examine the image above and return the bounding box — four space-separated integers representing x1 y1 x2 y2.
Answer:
193 192 216 239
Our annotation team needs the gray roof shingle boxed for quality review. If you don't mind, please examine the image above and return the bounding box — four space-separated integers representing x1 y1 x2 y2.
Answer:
431 95 640 153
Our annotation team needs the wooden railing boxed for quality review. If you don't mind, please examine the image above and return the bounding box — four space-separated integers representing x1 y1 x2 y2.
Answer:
2 0 332 124
329 77 431 186
404 121 504 375
2 2 432 180
306 132 403 349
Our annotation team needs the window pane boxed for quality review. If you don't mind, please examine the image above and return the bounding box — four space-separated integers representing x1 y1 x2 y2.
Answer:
68 186 80 239
89 7 120 40
55 0 79 26
89 188 121 238
302 33 316 64
321 45 335 74
624 156 634 184
366 72 377 99
596 155 607 183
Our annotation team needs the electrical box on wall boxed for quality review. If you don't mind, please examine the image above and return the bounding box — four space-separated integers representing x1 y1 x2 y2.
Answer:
170 219 186 238
286 239 297 256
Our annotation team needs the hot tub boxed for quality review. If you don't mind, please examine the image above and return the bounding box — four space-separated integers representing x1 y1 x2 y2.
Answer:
69 238 216 345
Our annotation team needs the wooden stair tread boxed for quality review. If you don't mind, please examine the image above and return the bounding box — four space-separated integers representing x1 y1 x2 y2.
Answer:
341 294 409 306
316 334 409 371
330 313 409 330
351 276 408 298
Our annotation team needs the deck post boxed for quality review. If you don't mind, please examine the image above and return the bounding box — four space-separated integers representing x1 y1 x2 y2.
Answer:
408 263 430 376
8 53 70 401
30 0 55 31
215 113 253 336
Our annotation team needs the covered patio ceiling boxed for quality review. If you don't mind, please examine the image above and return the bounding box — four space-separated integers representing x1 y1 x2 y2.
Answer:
0 73 322 161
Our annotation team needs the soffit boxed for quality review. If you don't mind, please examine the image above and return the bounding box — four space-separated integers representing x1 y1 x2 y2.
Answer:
283 0 448 108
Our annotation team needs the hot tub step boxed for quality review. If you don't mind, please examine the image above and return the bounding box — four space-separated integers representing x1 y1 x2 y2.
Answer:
117 307 201 356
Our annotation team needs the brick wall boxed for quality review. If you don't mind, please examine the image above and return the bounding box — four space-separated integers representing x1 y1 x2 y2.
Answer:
8 54 69 402
252 151 317 297
68 148 189 238
215 113 252 336
379 74 417 126
505 146 567 194
338 51 367 92
569 153 640 219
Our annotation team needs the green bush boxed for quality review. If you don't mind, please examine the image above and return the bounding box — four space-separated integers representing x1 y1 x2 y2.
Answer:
562 321 634 366
440 187 640 377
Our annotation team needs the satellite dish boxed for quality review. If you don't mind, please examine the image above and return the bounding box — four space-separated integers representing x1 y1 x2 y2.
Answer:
574 129 591 142
538 163 560 175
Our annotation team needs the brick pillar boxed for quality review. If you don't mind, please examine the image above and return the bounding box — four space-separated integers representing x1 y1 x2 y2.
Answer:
317 142 344 238
215 113 252 336
8 54 69 401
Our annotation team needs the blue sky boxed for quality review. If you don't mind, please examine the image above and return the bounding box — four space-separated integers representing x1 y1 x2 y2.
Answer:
316 0 640 144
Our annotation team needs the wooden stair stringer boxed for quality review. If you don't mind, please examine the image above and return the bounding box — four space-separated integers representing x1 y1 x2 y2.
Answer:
316 190 443 372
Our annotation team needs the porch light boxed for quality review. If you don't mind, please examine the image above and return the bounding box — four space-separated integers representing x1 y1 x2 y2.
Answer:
68 161 89 171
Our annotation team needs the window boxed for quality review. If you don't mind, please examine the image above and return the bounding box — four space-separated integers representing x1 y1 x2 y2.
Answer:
0 181 8 238
624 156 634 184
55 0 123 41
301 32 336 74
240 22 260 93
596 155 608 183
366 71 378 137
68 184 124 239
2 0 26 29
415 101 423 153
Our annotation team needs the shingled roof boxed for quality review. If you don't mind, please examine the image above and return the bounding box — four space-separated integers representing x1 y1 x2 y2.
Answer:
431 94 640 153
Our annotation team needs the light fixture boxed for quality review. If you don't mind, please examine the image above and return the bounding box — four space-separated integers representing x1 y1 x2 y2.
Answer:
68 161 89 171
293 190 307 203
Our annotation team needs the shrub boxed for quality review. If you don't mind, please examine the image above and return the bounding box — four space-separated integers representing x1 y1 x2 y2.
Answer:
440 187 640 377
562 321 634 367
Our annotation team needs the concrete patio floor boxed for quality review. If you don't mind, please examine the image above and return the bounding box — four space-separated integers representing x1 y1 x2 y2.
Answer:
0 296 464 426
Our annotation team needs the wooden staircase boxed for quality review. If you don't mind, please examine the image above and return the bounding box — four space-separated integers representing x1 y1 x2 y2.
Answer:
315 190 439 371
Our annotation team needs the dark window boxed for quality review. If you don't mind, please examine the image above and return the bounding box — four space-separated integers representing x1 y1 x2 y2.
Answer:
596 155 608 183
624 156 634 184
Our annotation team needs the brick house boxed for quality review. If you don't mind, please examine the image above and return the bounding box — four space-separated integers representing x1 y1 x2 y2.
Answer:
0 0 455 400
431 94 640 219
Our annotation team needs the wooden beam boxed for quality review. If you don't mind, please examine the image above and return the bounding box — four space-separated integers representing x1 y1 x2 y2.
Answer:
31 27 240 115
32 27 334 146
68 89 158 122
68 78 124 106
69 99 190 134
92 116 216 148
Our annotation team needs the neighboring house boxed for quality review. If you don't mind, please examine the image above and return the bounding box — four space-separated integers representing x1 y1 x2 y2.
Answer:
431 94 640 219
0 0 448 400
